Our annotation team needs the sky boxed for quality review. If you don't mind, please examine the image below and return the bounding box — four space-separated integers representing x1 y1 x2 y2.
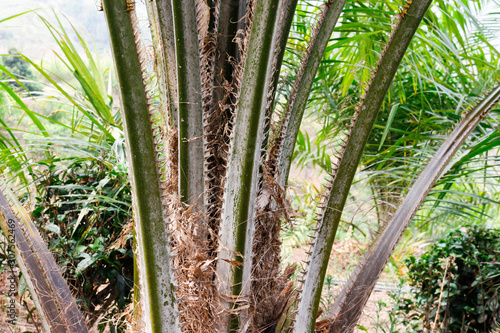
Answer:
0 0 149 60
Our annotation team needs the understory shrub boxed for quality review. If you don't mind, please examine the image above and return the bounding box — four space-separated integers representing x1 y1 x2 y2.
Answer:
399 226 500 332
30 159 133 330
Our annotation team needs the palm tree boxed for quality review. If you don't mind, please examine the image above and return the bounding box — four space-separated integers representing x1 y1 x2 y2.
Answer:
1 0 500 332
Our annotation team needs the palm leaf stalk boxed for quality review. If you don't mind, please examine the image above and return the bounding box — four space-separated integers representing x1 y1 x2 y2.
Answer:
101 1 179 332
172 0 205 208
216 0 284 329
202 0 246 262
274 0 347 187
0 185 88 333
328 82 500 333
145 0 178 127
292 1 433 331
268 0 299 106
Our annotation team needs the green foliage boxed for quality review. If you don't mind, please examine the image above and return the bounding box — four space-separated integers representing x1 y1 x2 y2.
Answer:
0 12 119 188
286 0 500 171
282 0 500 244
282 180 320 248
0 12 130 330
399 226 500 332
1 48 41 93
30 158 133 330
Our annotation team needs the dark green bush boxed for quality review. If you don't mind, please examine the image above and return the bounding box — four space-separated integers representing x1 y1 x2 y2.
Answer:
1 48 41 93
399 226 500 332
30 159 133 330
